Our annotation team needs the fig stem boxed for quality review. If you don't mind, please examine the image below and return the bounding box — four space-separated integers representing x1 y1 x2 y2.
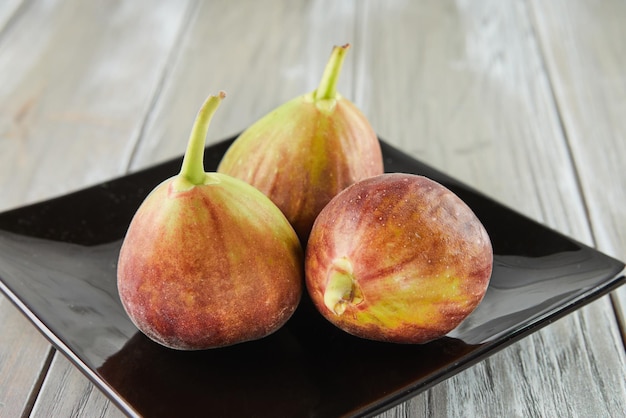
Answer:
179 91 226 185
314 44 351 101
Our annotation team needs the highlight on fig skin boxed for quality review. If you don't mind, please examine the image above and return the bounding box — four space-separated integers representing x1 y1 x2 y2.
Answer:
305 173 493 345
117 92 303 350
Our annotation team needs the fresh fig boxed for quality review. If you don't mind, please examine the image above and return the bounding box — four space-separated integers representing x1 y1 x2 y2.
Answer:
217 44 384 242
117 92 303 350
305 173 493 344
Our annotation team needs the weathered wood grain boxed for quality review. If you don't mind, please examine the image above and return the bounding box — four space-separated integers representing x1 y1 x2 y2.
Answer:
356 0 626 417
0 2 52 417
0 0 192 212
0 296 52 418
0 0 193 416
0 0 624 417
128 0 358 171
30 354 126 418
530 0 626 334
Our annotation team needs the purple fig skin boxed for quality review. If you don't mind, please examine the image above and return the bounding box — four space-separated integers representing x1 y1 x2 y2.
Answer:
117 174 303 350
305 173 493 344
217 44 384 242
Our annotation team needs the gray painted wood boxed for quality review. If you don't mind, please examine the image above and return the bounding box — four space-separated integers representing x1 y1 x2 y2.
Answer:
31 354 126 418
0 296 52 418
0 0 193 212
0 1 624 417
129 0 358 171
358 1 626 417
530 0 626 333
0 0 192 416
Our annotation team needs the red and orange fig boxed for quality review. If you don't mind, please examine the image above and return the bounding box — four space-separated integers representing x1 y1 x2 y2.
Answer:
117 92 303 350
217 44 384 242
305 173 493 344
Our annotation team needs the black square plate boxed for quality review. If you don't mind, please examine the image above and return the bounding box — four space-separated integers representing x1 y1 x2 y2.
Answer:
0 137 624 417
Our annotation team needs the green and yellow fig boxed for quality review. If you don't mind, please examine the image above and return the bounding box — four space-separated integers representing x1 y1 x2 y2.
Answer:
117 92 303 350
218 44 384 242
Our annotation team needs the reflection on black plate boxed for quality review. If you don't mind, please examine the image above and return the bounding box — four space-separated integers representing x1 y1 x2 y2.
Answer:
0 137 624 418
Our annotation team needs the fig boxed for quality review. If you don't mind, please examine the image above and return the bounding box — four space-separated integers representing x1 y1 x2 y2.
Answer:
305 173 493 344
117 92 303 350
217 44 384 242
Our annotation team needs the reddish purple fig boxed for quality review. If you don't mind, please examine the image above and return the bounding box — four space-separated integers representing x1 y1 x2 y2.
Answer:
305 173 493 344
117 93 303 350
217 44 384 242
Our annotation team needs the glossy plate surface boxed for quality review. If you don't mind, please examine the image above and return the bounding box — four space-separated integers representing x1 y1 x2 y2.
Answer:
0 137 624 417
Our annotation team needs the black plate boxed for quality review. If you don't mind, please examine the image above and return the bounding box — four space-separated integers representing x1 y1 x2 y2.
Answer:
0 137 624 418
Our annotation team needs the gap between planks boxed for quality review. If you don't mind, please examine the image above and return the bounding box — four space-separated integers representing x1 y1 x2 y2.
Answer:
526 0 626 352
123 0 201 175
20 347 55 418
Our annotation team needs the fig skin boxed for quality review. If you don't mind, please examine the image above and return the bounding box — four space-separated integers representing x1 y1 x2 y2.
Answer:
217 44 384 242
117 93 303 350
118 174 303 350
305 173 493 344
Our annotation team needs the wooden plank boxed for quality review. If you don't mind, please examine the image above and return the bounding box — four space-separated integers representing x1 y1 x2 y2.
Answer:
0 0 193 416
0 297 52 418
529 0 626 329
128 0 358 171
356 0 626 417
30 354 125 418
0 2 52 417
0 0 191 212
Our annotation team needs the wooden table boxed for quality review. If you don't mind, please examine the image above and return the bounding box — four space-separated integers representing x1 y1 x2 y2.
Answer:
1 1 625 416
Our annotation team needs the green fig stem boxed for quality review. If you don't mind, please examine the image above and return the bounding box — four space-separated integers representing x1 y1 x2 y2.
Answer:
179 91 226 185
314 43 351 101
